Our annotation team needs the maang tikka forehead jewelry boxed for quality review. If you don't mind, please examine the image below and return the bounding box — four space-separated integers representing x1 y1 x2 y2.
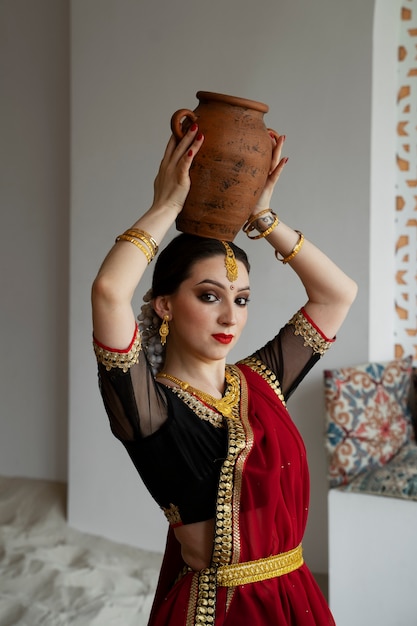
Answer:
221 241 238 282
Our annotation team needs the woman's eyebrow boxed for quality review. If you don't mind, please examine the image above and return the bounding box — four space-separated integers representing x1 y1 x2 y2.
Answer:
195 279 250 291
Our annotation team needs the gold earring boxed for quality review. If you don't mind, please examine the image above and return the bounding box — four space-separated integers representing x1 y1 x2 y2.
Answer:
159 315 170 346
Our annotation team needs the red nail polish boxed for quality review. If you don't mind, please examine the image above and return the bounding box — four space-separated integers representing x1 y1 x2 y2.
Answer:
196 132 203 140
284 157 289 163
188 149 193 157
190 123 198 132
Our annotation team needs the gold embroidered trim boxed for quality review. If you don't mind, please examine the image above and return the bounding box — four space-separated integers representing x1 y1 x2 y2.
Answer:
93 329 141 372
238 356 286 407
217 544 304 587
167 364 241 428
226 366 252 611
168 389 225 428
186 571 200 626
211 366 245 570
288 309 332 356
188 365 247 626
193 567 217 624
161 502 182 526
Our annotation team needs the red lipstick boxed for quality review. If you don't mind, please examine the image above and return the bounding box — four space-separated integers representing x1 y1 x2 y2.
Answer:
212 334 234 344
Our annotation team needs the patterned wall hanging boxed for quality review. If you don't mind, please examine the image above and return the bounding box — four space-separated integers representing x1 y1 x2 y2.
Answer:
396 0 417 362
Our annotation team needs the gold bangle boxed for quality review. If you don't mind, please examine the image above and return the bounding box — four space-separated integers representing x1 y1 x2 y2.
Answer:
242 209 273 234
115 234 152 263
275 231 305 264
124 228 159 256
123 229 158 259
123 233 156 261
246 212 279 240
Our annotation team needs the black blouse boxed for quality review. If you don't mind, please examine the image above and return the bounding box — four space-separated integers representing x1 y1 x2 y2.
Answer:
94 309 333 525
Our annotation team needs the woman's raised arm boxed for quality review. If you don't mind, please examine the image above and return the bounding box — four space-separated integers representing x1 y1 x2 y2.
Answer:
244 134 358 339
91 127 204 349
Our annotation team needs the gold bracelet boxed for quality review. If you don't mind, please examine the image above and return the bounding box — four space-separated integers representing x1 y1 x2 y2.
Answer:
275 231 305 264
124 228 159 256
246 212 279 240
242 209 273 234
123 231 157 261
115 234 152 263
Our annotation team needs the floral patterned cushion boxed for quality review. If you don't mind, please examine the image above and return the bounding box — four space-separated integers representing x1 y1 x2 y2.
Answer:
324 356 413 488
342 441 417 500
409 368 417 440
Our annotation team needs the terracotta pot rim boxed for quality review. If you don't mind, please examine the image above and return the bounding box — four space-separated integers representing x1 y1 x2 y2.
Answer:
196 91 269 114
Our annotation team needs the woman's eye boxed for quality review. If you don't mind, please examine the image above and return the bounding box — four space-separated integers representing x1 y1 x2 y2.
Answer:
235 297 250 306
199 293 219 303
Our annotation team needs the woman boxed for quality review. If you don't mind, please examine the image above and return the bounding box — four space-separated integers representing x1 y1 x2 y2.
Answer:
92 123 357 625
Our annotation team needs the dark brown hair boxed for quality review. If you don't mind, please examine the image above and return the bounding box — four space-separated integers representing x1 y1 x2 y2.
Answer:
152 234 250 297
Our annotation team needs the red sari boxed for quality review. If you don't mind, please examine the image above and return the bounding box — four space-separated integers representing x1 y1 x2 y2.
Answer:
148 361 335 626
94 308 335 625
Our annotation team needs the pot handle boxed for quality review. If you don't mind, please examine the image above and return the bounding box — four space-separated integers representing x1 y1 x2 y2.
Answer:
170 109 198 140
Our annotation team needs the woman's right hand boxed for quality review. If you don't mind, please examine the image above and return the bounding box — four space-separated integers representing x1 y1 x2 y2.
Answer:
152 125 204 216
91 126 204 350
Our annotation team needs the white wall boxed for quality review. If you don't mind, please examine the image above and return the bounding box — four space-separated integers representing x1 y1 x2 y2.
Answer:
1 0 396 577
68 0 374 572
0 0 69 481
369 0 402 361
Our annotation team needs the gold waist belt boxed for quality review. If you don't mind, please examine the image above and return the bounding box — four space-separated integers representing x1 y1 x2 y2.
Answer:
216 544 303 587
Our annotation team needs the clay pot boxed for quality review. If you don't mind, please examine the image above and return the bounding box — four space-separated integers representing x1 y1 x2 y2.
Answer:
170 91 279 241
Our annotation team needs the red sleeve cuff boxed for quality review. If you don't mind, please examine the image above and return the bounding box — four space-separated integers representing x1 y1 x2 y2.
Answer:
301 307 336 343
93 323 139 354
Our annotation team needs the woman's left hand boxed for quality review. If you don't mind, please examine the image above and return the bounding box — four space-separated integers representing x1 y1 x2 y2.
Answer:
251 134 288 215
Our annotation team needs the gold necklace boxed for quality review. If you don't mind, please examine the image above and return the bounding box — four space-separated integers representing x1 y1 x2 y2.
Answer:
156 368 240 418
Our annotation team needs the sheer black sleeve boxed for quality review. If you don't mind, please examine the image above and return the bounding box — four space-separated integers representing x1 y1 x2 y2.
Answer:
93 309 335 440
239 308 335 401
93 325 169 440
